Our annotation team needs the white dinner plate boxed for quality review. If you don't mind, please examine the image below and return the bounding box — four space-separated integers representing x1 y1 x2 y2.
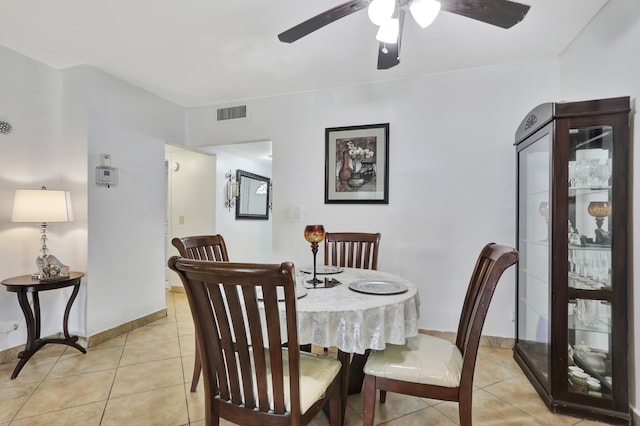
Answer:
299 265 344 274
256 286 308 301
348 280 408 295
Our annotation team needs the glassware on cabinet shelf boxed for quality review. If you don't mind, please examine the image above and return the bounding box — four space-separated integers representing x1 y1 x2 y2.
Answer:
568 249 611 290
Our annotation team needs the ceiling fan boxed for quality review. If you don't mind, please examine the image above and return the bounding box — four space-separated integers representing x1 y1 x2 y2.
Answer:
278 0 531 70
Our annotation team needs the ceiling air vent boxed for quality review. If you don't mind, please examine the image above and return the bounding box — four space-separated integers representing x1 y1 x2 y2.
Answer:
217 105 247 121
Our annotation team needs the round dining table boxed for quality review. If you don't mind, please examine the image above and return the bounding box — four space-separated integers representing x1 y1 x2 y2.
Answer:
295 267 421 355
293 266 421 419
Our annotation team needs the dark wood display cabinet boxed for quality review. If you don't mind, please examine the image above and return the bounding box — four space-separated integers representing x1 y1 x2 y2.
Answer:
513 97 631 423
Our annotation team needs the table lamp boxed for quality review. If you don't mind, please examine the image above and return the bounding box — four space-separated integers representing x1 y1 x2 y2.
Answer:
304 225 325 287
11 186 73 278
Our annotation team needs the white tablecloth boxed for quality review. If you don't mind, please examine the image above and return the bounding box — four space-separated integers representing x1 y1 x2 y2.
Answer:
293 268 420 355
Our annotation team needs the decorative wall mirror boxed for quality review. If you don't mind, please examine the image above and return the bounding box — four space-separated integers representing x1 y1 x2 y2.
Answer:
236 169 271 220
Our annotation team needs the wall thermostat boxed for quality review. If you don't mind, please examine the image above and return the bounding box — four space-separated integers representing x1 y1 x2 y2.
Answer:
96 166 119 187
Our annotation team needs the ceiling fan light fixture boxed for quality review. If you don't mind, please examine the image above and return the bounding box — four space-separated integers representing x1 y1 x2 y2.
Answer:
409 0 441 28
368 0 395 26
376 18 399 43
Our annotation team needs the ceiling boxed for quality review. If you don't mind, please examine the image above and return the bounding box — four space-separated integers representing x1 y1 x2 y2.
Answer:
1 1 606 108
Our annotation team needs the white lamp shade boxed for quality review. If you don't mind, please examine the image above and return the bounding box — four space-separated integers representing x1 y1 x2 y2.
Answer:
12 189 74 223
368 0 395 26
376 18 399 43
410 0 441 28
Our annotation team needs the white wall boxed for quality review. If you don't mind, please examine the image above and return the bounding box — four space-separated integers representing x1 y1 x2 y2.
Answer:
83 66 185 336
210 149 272 263
558 0 640 416
0 46 87 349
186 58 559 337
165 146 217 288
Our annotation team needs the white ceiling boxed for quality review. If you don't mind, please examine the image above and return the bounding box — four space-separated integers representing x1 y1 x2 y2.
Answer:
1 0 606 108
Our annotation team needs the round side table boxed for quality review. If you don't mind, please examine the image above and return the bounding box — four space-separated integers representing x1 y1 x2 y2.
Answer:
1 272 86 379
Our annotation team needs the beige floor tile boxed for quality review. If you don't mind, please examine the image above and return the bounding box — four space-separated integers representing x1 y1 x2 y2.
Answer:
347 387 430 425
15 369 115 419
175 306 194 323
31 344 68 360
0 356 57 388
433 389 546 425
477 348 524 379
179 334 196 356
163 309 177 324
101 384 188 426
181 354 196 384
177 319 195 336
118 337 181 367
125 322 179 344
88 334 126 350
8 401 106 426
483 375 580 425
47 346 123 378
143 315 173 326
0 383 37 423
384 406 457 425
111 357 185 398
184 382 205 423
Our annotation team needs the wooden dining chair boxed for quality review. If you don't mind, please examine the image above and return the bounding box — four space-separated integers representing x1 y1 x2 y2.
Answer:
362 242 518 426
172 235 229 392
322 232 381 393
168 258 343 426
323 232 381 270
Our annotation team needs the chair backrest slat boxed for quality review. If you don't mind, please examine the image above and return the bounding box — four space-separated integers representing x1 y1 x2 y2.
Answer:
241 287 270 411
324 232 381 270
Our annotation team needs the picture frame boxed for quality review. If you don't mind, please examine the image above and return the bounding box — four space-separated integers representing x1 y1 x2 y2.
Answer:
325 123 389 204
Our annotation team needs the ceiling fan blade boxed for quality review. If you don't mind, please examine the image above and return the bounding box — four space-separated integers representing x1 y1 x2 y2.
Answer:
377 8 405 70
440 0 530 29
278 0 371 43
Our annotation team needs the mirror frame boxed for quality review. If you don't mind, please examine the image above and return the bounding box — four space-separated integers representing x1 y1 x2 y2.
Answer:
235 169 271 220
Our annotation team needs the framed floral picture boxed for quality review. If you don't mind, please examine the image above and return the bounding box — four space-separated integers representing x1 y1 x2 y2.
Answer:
324 123 389 204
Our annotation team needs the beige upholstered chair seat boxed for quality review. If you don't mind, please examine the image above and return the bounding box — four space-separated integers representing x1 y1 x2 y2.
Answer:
364 334 463 387
250 349 342 413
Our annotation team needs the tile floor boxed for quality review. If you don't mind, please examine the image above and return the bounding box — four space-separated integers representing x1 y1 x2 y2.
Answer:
0 291 617 425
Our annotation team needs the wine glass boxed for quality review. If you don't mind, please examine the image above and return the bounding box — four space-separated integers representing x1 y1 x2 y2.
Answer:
304 225 325 287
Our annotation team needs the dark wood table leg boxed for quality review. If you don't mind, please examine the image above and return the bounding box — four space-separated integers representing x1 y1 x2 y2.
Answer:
10 281 86 380
11 291 39 379
32 291 41 340
322 349 350 426
347 349 371 394
337 350 350 424
59 282 86 353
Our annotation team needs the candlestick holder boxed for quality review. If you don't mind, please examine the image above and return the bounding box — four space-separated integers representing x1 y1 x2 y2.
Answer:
304 225 325 287
588 201 612 244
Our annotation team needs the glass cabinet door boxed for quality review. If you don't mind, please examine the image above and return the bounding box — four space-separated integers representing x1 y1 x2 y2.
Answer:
567 125 613 399
517 128 551 385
